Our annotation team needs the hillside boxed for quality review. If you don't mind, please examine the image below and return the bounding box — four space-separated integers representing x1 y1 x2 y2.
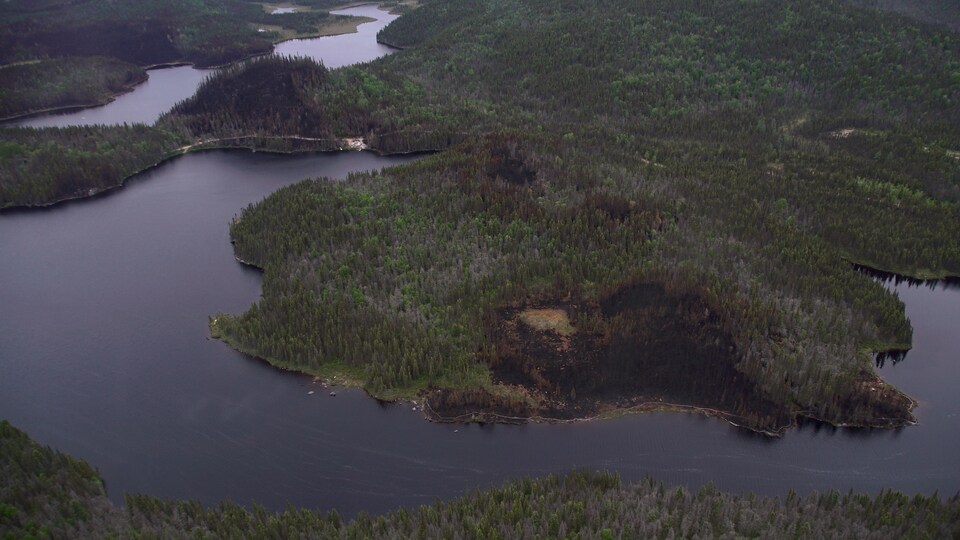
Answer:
0 57 146 121
198 0 960 433
2 0 958 432
0 0 368 119
0 125 187 208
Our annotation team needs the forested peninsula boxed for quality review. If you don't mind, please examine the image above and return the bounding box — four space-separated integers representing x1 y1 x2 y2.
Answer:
0 0 374 120
2 0 959 434
200 0 959 434
2 420 958 538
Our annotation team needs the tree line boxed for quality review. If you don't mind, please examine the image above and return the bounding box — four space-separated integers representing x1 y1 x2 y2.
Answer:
2 0 958 430
0 0 368 119
2 420 958 538
203 0 959 430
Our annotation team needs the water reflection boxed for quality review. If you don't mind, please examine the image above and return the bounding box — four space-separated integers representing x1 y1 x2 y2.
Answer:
1 4 958 516
6 5 398 128
853 263 960 291
852 263 960 368
794 416 908 440
875 349 909 368
8 65 211 128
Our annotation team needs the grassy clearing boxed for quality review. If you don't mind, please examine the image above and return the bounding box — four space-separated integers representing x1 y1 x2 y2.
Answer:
518 308 576 336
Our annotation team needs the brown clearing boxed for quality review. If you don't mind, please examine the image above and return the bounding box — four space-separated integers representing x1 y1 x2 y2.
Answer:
518 308 575 336
427 282 794 431
425 280 915 434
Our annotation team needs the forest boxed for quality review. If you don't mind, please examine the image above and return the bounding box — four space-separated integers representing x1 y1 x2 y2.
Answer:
0 125 186 208
2 0 959 432
196 0 960 432
2 420 958 538
0 0 365 119
0 57 146 121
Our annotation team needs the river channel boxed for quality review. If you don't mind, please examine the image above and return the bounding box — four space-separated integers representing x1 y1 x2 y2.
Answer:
10 5 398 128
1 4 958 518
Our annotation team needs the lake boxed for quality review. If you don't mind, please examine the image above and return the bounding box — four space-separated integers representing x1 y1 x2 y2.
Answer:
0 2 957 519
8 5 399 128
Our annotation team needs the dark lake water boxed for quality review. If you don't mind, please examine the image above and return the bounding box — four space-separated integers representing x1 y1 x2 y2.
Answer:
1 155 957 518
1 2 958 519
11 66 210 128
274 5 400 68
8 5 398 128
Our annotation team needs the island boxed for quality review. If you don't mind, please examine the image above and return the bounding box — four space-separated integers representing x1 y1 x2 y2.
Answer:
3 0 959 435
199 0 958 434
3 0 960 536
2 420 957 537
0 0 388 121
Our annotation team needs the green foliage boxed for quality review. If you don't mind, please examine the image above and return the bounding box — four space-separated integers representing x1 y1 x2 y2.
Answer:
0 57 147 120
3 420 960 538
160 54 491 153
0 421 113 539
163 55 334 141
191 0 960 430
0 125 185 208
5 0 958 429
0 0 237 67
845 0 960 32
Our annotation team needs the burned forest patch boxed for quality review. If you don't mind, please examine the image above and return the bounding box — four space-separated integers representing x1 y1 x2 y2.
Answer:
428 281 794 432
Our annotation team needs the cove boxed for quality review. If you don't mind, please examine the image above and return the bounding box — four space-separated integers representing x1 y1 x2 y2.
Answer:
1 3 958 521
2 180 958 516
8 5 400 128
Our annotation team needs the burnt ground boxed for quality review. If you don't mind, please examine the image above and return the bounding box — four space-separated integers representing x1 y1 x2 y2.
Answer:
426 282 796 432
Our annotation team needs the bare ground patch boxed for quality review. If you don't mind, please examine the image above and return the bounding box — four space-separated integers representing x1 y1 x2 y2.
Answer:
426 282 795 432
518 308 575 336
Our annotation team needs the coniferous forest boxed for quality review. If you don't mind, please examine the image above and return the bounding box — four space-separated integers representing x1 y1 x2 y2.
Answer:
0 57 147 121
3 0 959 432
0 125 187 207
3 0 960 537
192 0 960 432
2 421 958 538
0 0 367 120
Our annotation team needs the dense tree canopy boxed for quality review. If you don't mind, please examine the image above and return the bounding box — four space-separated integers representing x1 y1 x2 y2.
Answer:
0 0 370 119
0 57 146 121
0 125 186 208
2 0 958 431
197 0 960 432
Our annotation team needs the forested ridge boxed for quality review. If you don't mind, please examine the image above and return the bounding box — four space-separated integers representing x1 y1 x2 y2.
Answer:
0 0 361 67
158 53 488 154
2 420 959 538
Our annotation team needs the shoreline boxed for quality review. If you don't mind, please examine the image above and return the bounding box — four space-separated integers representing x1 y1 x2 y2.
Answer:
209 316 920 437
0 3 395 125
209 320 923 436
849 259 960 286
0 138 416 213
29 134 927 438
0 69 149 124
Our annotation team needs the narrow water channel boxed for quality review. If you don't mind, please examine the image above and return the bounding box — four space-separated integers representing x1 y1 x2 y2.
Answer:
0 3 957 519
9 5 399 128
